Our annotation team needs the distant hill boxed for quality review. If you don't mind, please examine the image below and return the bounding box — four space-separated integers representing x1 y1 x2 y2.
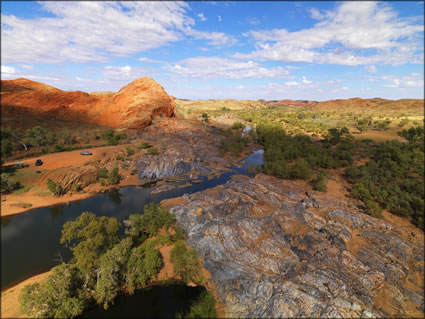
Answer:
313 97 424 111
1 77 176 129
265 97 424 111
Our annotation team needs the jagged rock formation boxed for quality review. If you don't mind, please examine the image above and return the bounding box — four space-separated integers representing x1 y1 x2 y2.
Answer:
136 154 211 183
135 118 242 183
0 77 176 129
167 174 424 318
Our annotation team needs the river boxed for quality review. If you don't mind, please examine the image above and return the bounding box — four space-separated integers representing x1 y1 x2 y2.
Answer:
1 150 263 315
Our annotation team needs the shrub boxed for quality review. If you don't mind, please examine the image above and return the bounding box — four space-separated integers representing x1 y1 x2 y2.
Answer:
398 118 409 127
72 184 82 192
102 129 125 146
219 133 249 157
247 164 262 177
171 226 185 242
139 142 152 149
47 178 64 196
108 167 120 185
231 121 244 130
345 139 424 229
312 171 327 192
156 234 171 246
0 174 21 194
98 168 108 179
147 147 160 155
185 291 217 319
290 159 312 180
126 147 135 156
201 113 209 123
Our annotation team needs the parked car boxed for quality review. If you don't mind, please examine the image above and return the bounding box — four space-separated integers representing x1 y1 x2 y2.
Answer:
15 161 29 168
35 159 43 166
80 151 93 156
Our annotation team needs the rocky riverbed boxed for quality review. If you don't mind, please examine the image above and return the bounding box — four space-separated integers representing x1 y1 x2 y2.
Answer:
135 118 255 184
166 174 424 318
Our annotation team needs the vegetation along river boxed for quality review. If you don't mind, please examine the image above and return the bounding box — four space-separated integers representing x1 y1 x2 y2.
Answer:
1 150 263 313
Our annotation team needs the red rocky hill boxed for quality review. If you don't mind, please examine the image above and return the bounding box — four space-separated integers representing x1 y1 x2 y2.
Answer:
0 77 176 129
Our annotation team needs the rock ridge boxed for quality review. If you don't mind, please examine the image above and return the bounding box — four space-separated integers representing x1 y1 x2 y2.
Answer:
167 174 424 318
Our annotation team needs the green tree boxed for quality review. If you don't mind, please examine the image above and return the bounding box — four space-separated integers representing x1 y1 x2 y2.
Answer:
355 119 371 133
124 203 176 239
23 126 55 147
1 136 13 164
19 264 85 318
201 113 209 123
47 178 64 196
102 129 125 146
170 240 203 285
142 240 162 280
60 130 76 145
312 171 327 192
290 159 312 180
98 167 108 179
108 167 120 185
398 118 409 127
1 173 20 194
95 237 133 309
185 291 217 319
60 212 120 277
398 127 424 145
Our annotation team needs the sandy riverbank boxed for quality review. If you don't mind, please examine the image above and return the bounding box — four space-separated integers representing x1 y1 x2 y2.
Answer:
1 144 143 217
1 271 51 318
1 173 140 217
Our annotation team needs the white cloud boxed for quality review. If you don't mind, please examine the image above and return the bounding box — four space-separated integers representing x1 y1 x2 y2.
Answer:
301 76 311 84
285 81 299 86
188 30 237 46
248 17 261 25
197 13 207 22
1 65 16 74
234 2 423 65
341 86 349 91
167 56 291 79
309 8 327 20
218 15 222 22
2 2 195 64
365 65 377 73
19 64 33 70
104 65 150 81
380 72 424 88
138 57 164 64
1 2 236 63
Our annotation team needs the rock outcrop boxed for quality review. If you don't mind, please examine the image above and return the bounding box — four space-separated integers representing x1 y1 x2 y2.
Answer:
135 118 249 183
167 174 424 318
0 77 176 129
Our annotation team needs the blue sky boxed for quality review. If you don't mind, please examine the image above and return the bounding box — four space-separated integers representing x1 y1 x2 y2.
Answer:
1 1 424 100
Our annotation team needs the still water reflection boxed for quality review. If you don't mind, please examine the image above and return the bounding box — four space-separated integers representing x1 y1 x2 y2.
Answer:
1 150 264 289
